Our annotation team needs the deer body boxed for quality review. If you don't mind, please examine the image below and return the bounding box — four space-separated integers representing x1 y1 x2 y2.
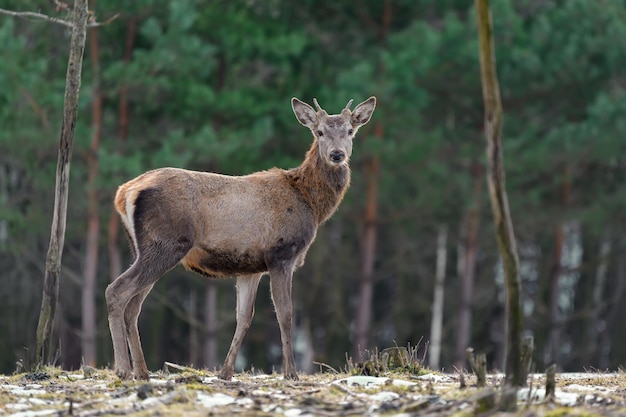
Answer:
106 97 376 381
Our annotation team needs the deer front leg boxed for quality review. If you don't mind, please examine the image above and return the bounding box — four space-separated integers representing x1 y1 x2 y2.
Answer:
269 266 298 380
219 274 263 380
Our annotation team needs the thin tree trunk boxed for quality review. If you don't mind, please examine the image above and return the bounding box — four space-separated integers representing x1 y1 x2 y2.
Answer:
352 0 390 362
476 0 524 387
454 171 481 369
189 290 199 365
354 121 383 360
81 10 101 367
429 224 447 370
108 16 136 283
584 227 611 366
36 0 89 366
548 224 563 367
598 241 625 368
548 165 570 368
203 282 218 369
202 51 227 368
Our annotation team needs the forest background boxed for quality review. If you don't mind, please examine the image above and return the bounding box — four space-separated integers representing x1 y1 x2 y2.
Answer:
1 0 625 377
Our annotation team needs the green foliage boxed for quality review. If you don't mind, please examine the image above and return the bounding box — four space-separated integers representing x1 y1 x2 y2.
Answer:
1 0 625 375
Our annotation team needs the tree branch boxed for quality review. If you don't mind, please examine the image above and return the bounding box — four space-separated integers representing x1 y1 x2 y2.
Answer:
88 13 120 28
0 8 118 28
0 8 74 27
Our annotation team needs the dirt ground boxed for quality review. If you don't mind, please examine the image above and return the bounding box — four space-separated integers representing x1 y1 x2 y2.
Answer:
1 367 625 416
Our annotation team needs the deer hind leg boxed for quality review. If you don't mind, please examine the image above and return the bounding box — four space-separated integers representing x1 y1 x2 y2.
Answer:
106 237 192 380
219 273 263 380
124 286 153 380
269 264 298 380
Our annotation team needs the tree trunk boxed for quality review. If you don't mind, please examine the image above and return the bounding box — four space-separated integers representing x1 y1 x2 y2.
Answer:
354 152 379 360
81 11 101 368
108 16 136 283
352 0 390 362
476 0 524 387
454 171 481 370
598 241 626 368
547 223 563 367
584 227 611 366
189 289 199 365
547 165 570 368
203 282 218 369
429 224 447 370
35 0 89 366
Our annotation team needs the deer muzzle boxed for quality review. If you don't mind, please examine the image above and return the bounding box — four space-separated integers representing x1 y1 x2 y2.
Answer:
330 150 346 163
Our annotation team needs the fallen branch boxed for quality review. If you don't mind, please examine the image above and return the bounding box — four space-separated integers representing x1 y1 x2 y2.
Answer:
312 361 339 374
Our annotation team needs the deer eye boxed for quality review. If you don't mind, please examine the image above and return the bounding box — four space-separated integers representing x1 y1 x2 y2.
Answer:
348 129 354 136
317 130 324 137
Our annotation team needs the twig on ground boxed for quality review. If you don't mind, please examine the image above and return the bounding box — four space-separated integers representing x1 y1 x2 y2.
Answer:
313 361 339 374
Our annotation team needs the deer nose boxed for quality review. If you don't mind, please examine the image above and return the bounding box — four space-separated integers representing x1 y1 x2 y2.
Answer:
330 150 345 162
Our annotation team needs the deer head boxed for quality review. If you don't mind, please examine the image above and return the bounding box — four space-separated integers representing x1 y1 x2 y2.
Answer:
291 96 377 166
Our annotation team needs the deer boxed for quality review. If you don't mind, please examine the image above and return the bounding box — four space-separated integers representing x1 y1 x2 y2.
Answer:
105 96 376 381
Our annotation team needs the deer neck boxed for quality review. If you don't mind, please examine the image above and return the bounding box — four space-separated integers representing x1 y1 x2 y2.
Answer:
288 140 351 224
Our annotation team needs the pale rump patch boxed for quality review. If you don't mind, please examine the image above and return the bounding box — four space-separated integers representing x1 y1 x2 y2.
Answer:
114 182 140 257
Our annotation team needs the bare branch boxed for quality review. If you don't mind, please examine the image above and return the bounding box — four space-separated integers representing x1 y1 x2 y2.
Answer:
0 8 119 28
0 8 74 27
87 13 119 28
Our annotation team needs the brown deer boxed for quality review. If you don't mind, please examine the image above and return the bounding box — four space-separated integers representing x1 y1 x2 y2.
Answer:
105 96 376 380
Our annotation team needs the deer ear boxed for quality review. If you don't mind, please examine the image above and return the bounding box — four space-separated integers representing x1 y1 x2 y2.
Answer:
292 98 318 129
351 96 376 127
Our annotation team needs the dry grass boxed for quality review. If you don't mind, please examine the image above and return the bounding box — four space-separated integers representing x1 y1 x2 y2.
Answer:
0 365 625 416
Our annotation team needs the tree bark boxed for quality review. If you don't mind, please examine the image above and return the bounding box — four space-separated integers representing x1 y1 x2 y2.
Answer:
35 0 89 366
81 8 101 367
428 224 447 370
476 0 524 387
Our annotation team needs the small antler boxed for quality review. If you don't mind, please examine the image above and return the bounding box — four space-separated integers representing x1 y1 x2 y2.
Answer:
344 99 354 111
313 98 323 113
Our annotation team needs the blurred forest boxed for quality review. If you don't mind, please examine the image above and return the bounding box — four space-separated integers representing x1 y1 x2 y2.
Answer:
1 0 626 376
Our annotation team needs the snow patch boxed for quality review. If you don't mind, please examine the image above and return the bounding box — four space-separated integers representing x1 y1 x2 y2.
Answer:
196 392 236 407
332 376 417 387
415 373 454 383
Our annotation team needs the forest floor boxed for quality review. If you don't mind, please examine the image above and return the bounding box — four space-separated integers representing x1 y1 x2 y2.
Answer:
0 365 624 416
